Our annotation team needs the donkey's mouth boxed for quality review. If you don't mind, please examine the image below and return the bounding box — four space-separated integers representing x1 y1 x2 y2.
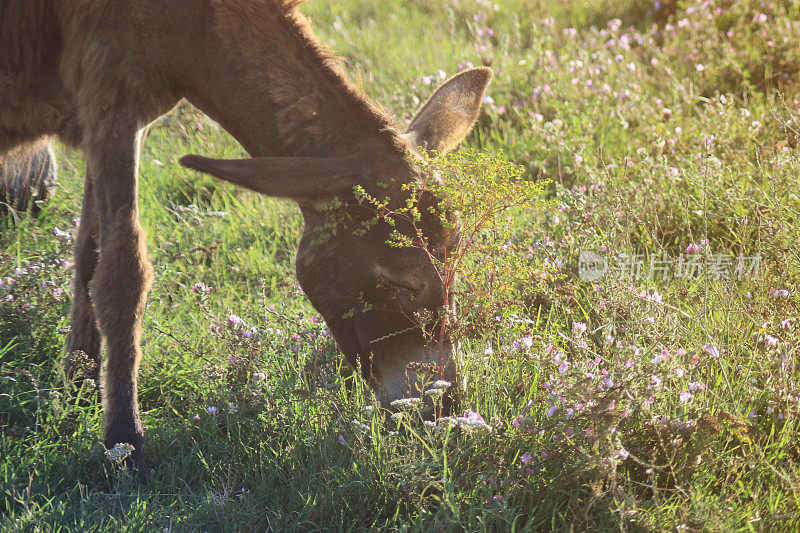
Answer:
322 315 459 415
363 335 458 415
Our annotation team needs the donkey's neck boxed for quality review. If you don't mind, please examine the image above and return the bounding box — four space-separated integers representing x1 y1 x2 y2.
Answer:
186 1 408 167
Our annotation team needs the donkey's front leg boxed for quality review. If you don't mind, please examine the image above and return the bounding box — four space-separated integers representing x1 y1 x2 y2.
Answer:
86 124 154 481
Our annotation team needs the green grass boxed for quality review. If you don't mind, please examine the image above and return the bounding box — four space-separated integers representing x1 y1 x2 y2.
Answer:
2 0 800 530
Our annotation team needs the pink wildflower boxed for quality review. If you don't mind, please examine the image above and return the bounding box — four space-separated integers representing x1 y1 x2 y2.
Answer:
685 243 700 254
192 282 211 294
765 335 778 347
704 345 720 358
464 411 486 424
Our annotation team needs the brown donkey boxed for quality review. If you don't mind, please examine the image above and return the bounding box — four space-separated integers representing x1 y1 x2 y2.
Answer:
0 0 491 480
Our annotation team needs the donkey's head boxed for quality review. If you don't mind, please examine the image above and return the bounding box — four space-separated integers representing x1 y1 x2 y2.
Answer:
181 67 491 411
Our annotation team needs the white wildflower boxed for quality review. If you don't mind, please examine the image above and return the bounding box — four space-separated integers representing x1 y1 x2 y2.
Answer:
351 419 370 431
437 417 458 428
104 442 135 462
390 397 421 409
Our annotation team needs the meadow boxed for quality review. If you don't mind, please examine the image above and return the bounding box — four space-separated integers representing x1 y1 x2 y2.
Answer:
2 0 799 530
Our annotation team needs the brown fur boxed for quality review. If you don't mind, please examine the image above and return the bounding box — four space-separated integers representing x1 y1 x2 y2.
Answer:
0 0 491 481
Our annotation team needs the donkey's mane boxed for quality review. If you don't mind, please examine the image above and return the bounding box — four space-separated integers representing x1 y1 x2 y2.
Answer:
214 0 411 160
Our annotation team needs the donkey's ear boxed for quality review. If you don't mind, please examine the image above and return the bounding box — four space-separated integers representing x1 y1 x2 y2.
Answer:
404 67 492 155
180 154 364 200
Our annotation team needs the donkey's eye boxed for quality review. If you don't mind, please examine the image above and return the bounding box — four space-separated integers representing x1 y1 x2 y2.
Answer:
379 275 421 297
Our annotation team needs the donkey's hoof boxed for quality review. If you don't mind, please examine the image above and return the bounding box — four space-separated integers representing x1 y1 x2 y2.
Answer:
117 451 151 483
134 460 152 484
129 444 152 483
108 448 151 483
105 432 149 482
